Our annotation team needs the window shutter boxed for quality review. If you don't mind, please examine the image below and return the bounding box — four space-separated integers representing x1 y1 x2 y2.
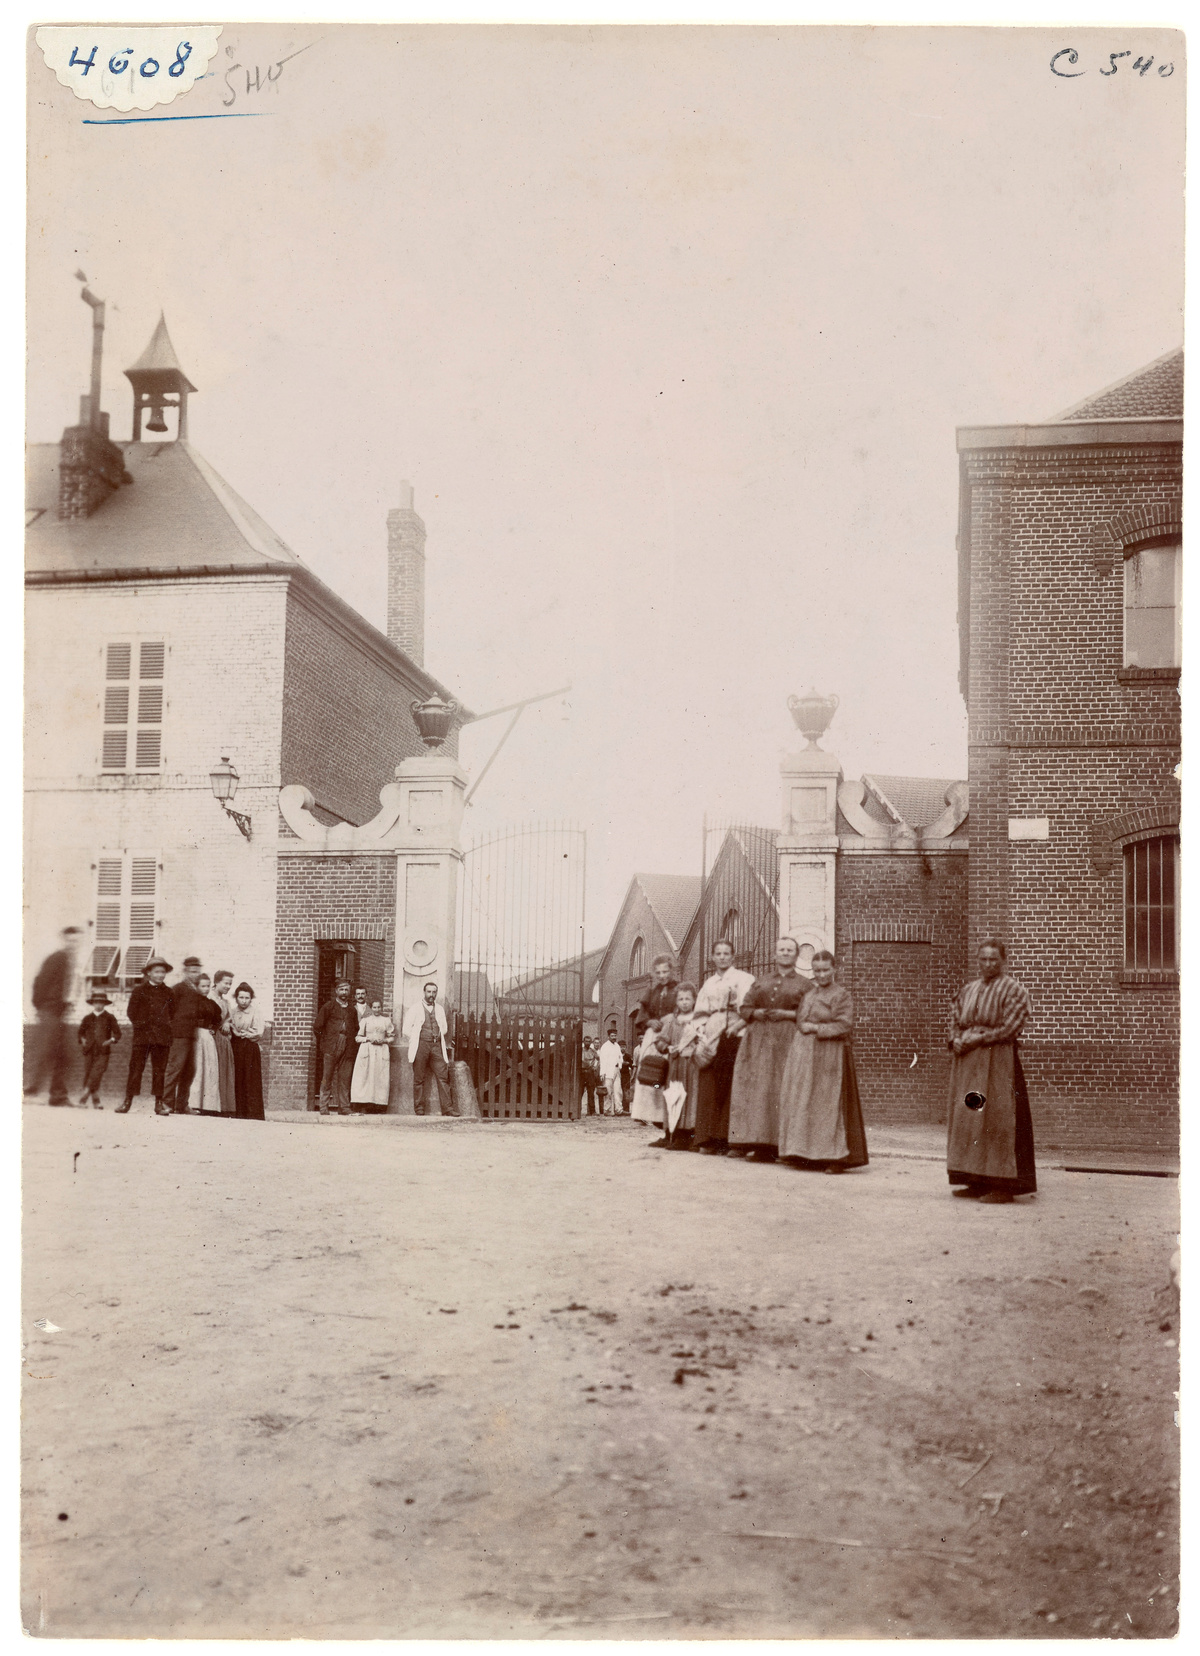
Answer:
102 644 131 772
123 856 158 984
93 857 124 982
135 642 165 772
102 641 164 773
91 853 161 987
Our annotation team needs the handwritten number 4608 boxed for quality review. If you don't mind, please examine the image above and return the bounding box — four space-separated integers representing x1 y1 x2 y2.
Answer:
1051 48 1173 77
69 42 192 79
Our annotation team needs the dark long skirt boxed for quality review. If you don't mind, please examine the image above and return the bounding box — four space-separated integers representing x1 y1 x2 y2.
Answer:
692 1033 740 1147
947 1043 1035 1194
232 1037 265 1120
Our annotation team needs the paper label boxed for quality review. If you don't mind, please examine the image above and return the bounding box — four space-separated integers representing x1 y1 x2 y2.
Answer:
36 26 222 113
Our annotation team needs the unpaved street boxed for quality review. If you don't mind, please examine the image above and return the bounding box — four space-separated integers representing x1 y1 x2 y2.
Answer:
22 1107 1178 1639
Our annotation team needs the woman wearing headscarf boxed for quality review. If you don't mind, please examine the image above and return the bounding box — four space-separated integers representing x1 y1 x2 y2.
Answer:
690 940 755 1154
946 938 1036 1203
778 950 868 1172
727 936 809 1161
230 982 265 1120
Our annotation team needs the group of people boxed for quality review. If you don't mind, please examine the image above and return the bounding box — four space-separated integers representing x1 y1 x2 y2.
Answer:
311 977 450 1116
25 931 266 1118
613 936 1035 1201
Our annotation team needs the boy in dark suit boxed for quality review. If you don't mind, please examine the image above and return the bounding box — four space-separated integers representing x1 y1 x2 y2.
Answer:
78 990 121 1109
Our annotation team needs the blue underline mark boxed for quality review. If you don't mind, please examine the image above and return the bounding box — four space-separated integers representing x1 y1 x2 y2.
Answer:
83 111 268 125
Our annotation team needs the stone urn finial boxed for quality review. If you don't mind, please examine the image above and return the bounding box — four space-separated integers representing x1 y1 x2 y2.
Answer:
411 693 459 750
787 689 839 748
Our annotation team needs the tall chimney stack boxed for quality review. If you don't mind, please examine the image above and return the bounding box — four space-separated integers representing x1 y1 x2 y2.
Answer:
387 481 427 667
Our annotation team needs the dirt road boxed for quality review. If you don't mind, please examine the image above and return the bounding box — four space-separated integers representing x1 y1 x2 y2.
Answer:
22 1106 1178 1638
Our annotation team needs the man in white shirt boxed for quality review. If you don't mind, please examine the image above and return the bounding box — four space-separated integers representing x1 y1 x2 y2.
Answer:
597 1031 624 1114
404 979 450 1114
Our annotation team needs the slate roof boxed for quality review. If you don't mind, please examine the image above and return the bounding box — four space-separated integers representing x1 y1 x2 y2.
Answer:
25 437 467 709
862 775 965 830
634 873 704 954
26 440 300 574
1050 348 1183 423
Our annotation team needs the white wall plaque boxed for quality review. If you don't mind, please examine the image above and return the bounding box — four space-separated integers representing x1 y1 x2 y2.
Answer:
1008 818 1050 841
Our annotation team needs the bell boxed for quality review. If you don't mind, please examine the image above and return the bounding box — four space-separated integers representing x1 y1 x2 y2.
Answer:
145 401 169 433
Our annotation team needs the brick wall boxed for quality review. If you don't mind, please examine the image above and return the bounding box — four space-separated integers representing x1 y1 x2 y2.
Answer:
836 850 969 1125
281 586 457 828
271 851 397 1109
962 436 1181 1155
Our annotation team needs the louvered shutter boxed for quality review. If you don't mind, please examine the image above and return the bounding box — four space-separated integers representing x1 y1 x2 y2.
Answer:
102 644 131 771
124 857 158 982
91 857 124 981
135 642 165 771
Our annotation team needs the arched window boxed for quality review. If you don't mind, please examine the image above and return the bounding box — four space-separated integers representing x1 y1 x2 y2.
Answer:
629 936 646 979
1125 540 1181 668
1124 836 1178 970
721 907 741 950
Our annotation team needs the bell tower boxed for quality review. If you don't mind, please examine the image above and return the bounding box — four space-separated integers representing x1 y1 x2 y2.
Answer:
124 313 198 441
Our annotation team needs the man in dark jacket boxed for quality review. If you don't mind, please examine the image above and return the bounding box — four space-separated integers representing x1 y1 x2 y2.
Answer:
161 957 222 1115
313 979 357 1115
25 926 82 1106
118 955 174 1114
632 956 680 1044
77 990 121 1109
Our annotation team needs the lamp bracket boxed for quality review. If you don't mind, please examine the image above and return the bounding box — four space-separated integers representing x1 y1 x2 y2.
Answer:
222 804 253 842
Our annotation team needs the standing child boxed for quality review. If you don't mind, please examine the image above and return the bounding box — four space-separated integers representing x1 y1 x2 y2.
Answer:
77 990 121 1109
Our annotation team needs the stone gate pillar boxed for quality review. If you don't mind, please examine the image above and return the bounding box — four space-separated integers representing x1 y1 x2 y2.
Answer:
776 692 842 971
278 753 466 1112
388 754 468 1011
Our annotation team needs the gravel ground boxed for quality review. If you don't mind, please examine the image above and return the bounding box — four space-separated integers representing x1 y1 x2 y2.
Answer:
22 1105 1179 1639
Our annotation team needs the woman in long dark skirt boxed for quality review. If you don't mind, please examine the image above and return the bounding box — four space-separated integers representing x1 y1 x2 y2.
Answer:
230 982 265 1120
945 939 1036 1203
690 939 755 1154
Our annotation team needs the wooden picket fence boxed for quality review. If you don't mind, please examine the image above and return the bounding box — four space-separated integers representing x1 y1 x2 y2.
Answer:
454 1012 582 1120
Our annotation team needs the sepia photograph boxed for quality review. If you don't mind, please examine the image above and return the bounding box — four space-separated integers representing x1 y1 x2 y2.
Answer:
21 14 1182 1640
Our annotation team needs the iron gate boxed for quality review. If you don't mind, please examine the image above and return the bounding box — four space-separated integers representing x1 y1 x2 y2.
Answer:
695 818 780 980
454 821 587 1119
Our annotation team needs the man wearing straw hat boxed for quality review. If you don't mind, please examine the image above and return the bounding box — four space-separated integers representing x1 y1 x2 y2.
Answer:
119 955 174 1115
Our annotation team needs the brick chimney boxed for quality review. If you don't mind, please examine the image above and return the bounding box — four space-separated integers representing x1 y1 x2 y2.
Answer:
59 281 129 520
387 482 427 667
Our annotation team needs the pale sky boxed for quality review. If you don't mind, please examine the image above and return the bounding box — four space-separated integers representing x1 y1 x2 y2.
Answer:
26 24 1184 945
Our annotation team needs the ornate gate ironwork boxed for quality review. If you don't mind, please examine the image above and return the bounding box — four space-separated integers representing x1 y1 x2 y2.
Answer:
694 818 780 981
454 821 587 1119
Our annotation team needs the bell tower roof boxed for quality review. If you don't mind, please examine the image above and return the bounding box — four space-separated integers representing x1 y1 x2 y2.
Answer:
124 313 197 440
124 313 197 394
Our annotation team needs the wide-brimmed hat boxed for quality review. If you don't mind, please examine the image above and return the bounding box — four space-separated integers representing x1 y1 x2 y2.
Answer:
87 990 112 1005
143 955 173 973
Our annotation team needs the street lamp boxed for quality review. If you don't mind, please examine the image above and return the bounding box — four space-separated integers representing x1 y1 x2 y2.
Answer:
210 756 252 841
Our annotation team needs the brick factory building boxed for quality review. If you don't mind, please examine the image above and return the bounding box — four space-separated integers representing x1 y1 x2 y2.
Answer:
25 309 466 1108
957 349 1181 1156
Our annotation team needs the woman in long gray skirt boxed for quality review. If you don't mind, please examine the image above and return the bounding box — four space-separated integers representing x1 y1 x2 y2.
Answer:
727 936 809 1161
777 950 868 1172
